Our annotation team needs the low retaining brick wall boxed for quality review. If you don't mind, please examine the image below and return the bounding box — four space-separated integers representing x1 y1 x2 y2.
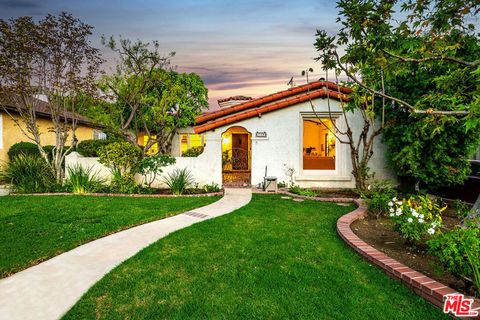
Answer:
10 191 224 198
338 200 480 318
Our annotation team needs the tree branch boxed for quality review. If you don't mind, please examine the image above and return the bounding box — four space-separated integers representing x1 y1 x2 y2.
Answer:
332 51 469 115
383 50 480 67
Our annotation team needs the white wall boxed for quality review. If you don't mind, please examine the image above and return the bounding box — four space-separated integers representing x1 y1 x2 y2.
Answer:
65 152 112 181
147 132 222 188
65 97 397 189
65 133 223 188
209 98 396 188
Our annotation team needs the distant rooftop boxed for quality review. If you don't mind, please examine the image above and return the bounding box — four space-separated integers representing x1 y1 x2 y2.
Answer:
217 96 253 103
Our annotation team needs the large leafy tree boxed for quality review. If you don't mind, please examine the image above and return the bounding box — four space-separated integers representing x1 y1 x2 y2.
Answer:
0 13 103 182
136 69 209 154
99 37 208 155
314 0 480 190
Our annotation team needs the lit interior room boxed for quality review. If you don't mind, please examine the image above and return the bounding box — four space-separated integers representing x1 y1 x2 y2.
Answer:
303 119 336 170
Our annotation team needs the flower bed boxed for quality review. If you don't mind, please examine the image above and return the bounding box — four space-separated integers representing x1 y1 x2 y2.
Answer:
337 201 480 314
352 211 471 295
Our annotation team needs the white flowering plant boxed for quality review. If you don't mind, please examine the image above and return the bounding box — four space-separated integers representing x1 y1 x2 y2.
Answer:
388 195 445 244
360 180 397 218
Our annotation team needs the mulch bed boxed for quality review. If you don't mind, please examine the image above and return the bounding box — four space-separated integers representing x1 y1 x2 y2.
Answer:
276 188 358 199
351 209 476 296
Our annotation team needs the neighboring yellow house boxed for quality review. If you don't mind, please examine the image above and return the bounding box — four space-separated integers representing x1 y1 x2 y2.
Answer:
0 102 101 164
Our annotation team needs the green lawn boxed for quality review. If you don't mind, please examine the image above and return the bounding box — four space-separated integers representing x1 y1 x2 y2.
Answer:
64 194 447 319
0 195 219 278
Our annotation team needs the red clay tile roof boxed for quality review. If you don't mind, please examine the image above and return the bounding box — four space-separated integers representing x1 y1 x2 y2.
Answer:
194 81 351 133
194 85 350 133
217 95 253 103
196 80 352 126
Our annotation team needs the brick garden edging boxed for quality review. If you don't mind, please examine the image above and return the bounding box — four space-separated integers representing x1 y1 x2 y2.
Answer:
10 190 224 198
338 199 480 318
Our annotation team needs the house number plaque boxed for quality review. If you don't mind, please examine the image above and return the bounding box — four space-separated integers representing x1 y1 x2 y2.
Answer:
255 131 267 138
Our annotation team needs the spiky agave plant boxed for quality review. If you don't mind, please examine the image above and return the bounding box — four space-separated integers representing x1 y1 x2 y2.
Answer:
163 168 194 195
66 165 104 194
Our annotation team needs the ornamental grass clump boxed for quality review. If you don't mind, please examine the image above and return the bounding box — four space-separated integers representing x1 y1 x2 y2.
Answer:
66 165 105 194
1 154 56 193
163 168 194 195
388 195 444 244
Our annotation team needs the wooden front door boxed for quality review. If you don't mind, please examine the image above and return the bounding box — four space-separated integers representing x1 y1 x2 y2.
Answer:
231 133 249 170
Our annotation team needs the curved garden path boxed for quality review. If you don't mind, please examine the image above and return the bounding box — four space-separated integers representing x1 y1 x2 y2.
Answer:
0 188 252 320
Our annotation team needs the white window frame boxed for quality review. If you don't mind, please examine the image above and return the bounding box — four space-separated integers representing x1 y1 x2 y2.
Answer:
300 112 342 176
93 129 107 140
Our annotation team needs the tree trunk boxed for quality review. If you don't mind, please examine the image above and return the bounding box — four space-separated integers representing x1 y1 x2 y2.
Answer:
464 194 480 228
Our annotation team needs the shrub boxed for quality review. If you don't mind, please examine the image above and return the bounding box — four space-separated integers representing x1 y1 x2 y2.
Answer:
8 142 55 161
110 171 138 194
98 142 141 174
66 165 105 194
388 195 444 244
467 247 480 297
1 155 55 193
289 184 318 197
360 180 397 218
76 139 110 157
182 146 204 157
428 227 480 281
136 154 176 187
451 199 471 220
164 168 194 195
204 182 220 193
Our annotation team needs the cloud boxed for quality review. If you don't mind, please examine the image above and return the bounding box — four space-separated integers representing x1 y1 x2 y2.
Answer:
0 0 40 9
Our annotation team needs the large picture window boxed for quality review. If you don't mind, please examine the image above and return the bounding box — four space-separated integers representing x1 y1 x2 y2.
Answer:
303 118 336 170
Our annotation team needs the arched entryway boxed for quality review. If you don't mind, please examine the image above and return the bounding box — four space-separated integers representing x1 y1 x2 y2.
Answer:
221 126 251 186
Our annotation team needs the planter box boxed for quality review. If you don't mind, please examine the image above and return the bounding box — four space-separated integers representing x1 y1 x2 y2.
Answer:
0 185 11 196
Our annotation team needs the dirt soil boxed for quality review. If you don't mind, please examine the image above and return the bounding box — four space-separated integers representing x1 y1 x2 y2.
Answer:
316 189 358 198
351 210 476 296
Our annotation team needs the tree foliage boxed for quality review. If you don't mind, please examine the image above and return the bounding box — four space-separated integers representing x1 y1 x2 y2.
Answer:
314 0 480 189
0 12 103 182
99 37 209 155
97 141 141 175
136 154 176 187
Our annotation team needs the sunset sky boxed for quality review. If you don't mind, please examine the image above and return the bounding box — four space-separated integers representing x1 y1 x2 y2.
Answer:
0 0 341 109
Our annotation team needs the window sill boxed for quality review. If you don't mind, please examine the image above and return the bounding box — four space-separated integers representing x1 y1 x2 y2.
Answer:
295 175 352 182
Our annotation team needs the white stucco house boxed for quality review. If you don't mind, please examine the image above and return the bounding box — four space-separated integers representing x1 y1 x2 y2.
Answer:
67 80 396 189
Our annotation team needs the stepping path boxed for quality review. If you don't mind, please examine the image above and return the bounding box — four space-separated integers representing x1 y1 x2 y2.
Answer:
0 188 252 320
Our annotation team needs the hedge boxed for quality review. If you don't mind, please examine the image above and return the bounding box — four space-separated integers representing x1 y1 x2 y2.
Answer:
76 139 110 157
8 142 55 161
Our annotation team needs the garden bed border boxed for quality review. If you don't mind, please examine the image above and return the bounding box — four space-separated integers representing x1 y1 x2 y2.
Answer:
253 188 355 203
9 190 224 198
337 199 480 318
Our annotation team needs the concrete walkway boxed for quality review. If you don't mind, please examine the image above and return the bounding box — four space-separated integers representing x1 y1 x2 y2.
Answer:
0 188 252 320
